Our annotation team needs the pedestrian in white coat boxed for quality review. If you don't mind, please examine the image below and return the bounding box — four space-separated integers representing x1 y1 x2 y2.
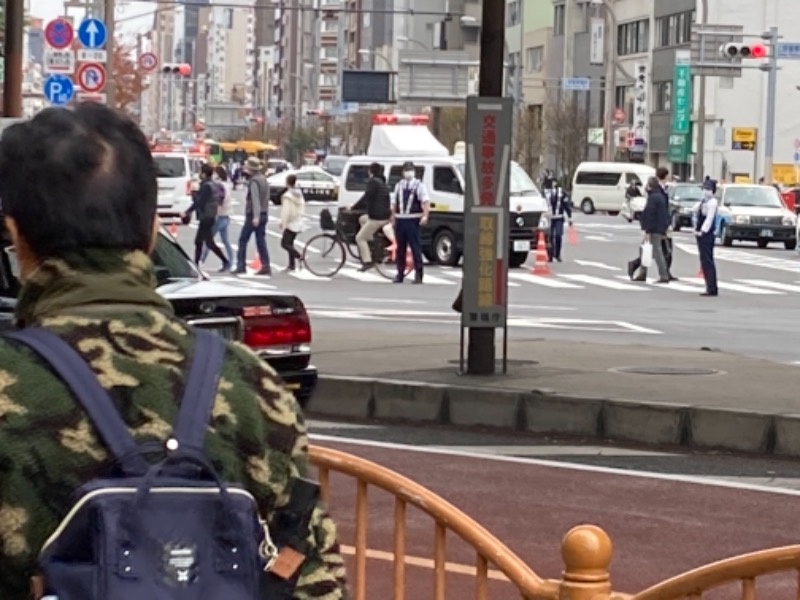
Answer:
279 173 306 271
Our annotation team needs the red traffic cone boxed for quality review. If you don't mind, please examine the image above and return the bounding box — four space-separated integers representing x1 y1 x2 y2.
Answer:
249 255 262 271
567 223 578 245
531 230 551 275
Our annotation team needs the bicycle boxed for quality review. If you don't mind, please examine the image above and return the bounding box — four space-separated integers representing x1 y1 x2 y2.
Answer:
302 209 414 279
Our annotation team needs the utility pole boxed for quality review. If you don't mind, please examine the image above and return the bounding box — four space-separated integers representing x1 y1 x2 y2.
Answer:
694 0 708 180
3 0 24 117
763 26 779 184
464 0 505 375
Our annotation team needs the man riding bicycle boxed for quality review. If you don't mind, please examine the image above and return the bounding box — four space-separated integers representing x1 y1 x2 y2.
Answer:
349 162 394 272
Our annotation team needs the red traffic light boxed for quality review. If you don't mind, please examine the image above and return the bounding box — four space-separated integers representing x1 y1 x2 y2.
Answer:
750 43 766 58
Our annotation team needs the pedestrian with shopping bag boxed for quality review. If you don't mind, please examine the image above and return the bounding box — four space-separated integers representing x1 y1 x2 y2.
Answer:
629 176 671 282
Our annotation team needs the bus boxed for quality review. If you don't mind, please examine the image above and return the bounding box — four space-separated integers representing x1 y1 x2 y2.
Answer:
205 139 223 165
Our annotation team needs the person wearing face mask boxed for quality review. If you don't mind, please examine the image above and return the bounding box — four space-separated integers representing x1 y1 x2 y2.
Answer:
391 161 430 284
695 178 719 296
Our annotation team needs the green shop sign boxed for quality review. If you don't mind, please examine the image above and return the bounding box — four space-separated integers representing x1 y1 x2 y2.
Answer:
671 51 692 135
668 132 692 164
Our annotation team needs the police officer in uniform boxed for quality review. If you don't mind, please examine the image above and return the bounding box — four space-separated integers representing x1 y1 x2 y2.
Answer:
547 183 572 262
695 178 719 296
392 161 430 283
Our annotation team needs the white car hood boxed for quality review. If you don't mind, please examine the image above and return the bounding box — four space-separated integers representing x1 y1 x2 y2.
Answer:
724 205 789 217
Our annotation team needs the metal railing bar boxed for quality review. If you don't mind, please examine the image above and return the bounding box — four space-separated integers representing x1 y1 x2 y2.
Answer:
394 498 406 600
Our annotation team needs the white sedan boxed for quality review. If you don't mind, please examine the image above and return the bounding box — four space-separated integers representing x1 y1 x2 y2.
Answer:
268 166 339 205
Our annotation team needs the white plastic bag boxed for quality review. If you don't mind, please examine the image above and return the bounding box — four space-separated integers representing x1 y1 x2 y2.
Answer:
641 241 653 268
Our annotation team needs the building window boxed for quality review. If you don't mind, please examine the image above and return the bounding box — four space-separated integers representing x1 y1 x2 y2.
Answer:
507 0 519 27
363 12 370 27
654 81 671 112
655 10 695 48
526 46 544 72
321 46 337 59
617 19 649 56
223 8 233 29
321 20 337 32
615 85 633 122
554 4 565 36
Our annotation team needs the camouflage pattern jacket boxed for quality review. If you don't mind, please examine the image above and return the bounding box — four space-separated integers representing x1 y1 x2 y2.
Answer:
0 249 348 599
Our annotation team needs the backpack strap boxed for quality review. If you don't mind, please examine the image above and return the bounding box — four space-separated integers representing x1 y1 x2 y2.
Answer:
171 328 225 451
5 328 150 476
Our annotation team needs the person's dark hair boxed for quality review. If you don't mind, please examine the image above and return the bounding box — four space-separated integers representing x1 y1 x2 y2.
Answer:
369 162 382 177
656 167 669 180
214 165 228 181
200 163 214 179
647 176 659 190
286 174 297 187
0 103 157 258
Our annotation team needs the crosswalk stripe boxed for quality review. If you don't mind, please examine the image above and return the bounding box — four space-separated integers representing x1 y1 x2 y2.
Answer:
290 268 329 281
684 277 783 295
559 274 647 291
509 272 584 288
613 276 706 293
338 268 389 283
735 279 800 293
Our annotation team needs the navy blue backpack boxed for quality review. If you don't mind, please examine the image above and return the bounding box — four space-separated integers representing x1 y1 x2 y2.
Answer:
8 328 287 600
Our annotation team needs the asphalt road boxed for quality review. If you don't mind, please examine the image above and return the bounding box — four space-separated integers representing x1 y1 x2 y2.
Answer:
172 191 800 364
309 419 800 597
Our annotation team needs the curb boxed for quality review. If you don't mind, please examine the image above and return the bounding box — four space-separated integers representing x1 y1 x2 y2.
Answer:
309 375 787 457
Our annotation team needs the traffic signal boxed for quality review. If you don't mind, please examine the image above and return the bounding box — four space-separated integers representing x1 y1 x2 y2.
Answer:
162 63 192 76
719 43 767 59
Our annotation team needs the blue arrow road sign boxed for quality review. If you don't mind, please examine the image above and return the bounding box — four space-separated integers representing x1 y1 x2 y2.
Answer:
43 74 74 105
77 17 107 49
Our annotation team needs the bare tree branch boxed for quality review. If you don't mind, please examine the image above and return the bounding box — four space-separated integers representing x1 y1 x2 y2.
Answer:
544 90 590 181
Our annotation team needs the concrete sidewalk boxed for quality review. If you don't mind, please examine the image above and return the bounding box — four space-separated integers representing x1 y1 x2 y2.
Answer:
308 331 800 457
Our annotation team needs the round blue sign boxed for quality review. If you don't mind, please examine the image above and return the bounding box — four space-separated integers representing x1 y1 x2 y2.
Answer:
43 74 75 106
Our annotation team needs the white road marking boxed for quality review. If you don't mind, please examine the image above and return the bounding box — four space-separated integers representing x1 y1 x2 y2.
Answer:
309 435 800 496
337 268 389 283
683 277 783 295
676 242 800 273
351 297 427 305
509 317 661 334
584 236 612 242
736 279 800 293
508 272 584 288
574 259 622 271
508 304 577 311
613 276 706 293
559 274 648 291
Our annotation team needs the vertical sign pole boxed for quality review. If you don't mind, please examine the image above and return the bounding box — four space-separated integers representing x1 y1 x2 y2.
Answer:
694 0 709 180
764 27 779 184
3 0 24 117
105 0 116 108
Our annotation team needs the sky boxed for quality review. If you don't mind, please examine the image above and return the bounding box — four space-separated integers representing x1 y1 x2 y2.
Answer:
30 0 156 37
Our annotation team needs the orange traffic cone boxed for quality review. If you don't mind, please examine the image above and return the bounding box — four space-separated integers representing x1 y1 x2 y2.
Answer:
567 223 578 245
168 223 178 237
249 255 262 271
531 230 551 275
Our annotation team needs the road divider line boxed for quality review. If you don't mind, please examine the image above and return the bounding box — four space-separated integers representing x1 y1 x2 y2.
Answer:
338 545 510 581
559 274 647 291
613 276 705 293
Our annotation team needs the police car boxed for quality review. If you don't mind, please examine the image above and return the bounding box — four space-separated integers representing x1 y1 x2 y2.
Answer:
268 166 339 204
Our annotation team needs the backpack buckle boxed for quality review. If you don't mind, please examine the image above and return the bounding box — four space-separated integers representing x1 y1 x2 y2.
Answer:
258 516 278 572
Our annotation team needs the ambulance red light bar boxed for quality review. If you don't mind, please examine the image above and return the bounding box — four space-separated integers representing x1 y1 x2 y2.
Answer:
372 114 430 125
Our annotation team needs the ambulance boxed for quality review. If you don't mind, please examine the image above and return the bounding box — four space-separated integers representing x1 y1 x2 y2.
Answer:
337 114 550 267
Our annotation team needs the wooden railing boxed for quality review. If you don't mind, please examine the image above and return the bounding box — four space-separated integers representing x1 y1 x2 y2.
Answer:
309 445 796 600
309 445 614 600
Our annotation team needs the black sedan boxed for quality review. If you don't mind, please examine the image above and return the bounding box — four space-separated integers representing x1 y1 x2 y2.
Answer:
668 183 704 231
0 229 318 406
269 167 339 205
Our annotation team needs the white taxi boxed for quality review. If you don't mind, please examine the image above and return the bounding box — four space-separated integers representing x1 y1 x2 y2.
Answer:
717 184 797 250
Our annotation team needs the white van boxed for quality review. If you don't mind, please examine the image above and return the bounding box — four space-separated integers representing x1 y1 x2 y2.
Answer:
572 161 655 215
153 152 193 223
339 155 549 267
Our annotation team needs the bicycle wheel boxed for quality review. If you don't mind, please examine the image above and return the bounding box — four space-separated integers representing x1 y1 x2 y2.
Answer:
373 238 415 280
303 234 346 277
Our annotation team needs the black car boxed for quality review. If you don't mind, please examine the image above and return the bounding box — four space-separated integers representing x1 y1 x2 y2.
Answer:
668 183 703 231
0 229 318 406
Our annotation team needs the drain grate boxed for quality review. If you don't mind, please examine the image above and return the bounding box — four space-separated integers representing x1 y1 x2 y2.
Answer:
614 366 719 376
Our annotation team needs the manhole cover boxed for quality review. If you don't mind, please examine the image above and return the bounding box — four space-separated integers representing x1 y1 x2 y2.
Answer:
614 366 719 376
448 359 538 367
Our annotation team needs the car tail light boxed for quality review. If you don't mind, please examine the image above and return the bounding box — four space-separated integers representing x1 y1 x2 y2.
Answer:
242 310 311 348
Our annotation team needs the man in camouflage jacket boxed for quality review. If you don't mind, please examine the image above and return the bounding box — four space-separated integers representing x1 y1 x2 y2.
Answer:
0 104 348 599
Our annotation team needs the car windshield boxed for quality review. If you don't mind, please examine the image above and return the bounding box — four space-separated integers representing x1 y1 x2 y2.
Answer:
455 162 541 196
149 232 201 281
672 186 703 202
723 186 783 208
325 157 347 176
153 156 186 178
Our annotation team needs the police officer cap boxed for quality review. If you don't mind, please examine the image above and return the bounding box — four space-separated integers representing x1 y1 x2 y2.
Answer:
702 178 717 191
402 161 414 170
